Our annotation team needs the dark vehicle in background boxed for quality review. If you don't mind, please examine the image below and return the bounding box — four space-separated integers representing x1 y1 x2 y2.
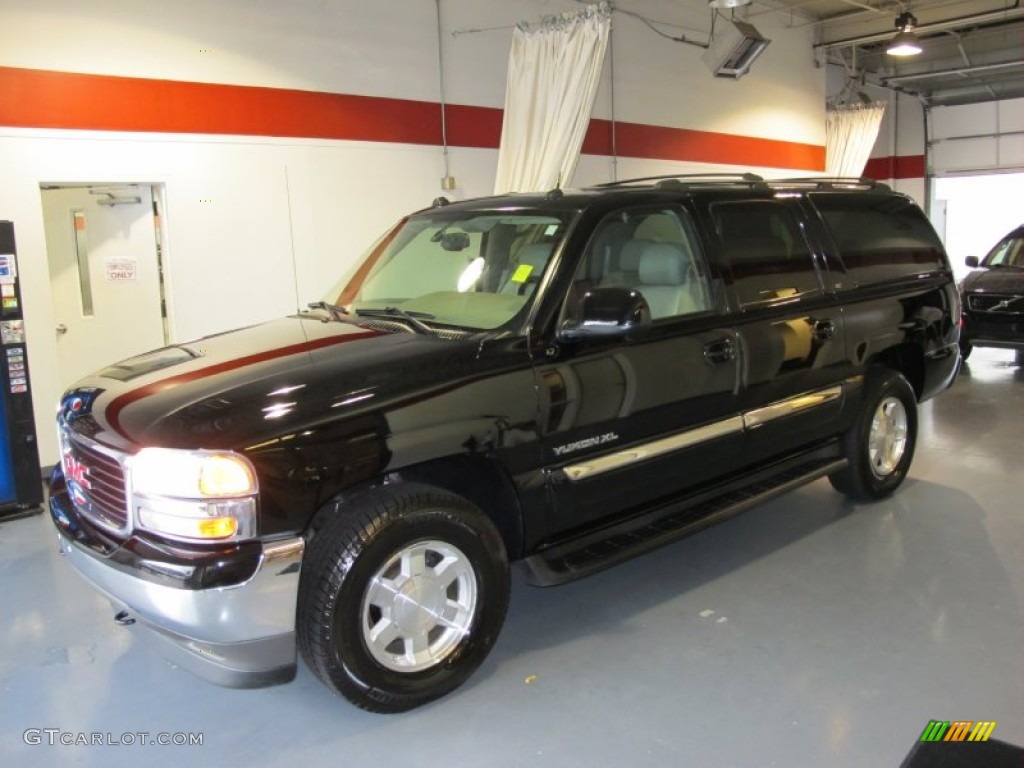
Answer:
49 176 960 713
959 224 1024 361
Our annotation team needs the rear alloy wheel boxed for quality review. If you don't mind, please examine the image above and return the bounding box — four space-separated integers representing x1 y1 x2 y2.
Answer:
866 395 909 479
829 369 918 501
298 484 509 713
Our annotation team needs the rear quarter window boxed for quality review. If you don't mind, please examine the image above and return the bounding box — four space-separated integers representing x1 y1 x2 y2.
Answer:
811 193 946 286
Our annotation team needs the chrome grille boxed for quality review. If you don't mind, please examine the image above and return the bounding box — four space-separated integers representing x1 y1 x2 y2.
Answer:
968 294 1024 314
60 430 130 535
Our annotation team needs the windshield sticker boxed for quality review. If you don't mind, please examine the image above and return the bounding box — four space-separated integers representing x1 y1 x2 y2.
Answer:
511 264 534 284
553 432 619 457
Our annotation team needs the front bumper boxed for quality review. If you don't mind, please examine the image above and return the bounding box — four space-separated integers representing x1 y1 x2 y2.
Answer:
962 312 1024 350
53 497 304 688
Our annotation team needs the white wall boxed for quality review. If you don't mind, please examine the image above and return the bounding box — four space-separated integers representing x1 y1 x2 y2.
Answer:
0 0 827 464
0 0 441 98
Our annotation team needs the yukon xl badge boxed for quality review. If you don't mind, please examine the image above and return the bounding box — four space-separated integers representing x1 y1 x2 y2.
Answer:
553 432 619 457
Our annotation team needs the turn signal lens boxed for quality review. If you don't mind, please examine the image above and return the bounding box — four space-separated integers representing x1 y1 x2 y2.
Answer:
196 516 239 539
135 498 256 542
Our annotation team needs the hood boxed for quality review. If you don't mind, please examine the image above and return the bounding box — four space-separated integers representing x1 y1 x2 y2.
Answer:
59 315 479 452
961 267 1024 293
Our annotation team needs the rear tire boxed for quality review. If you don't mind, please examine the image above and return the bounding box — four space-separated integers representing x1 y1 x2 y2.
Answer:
298 484 510 712
829 369 918 501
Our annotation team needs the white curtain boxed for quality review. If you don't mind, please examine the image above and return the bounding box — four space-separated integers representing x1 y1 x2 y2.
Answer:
825 103 887 178
493 3 611 194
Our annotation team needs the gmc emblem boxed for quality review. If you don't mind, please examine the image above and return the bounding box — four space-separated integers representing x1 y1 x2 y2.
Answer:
64 454 92 490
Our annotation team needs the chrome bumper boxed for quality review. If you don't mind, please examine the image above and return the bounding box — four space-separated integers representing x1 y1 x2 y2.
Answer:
56 530 304 688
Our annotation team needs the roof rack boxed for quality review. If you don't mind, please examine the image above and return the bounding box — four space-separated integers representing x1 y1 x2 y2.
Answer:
768 177 892 192
592 173 766 189
588 174 893 194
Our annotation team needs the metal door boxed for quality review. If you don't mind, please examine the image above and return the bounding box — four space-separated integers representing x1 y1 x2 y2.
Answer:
42 185 166 389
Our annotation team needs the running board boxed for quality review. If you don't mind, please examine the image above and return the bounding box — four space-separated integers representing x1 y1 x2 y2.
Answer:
520 454 848 587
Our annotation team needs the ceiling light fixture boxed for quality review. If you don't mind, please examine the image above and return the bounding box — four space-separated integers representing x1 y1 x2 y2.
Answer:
702 18 770 78
709 0 752 9
886 11 923 57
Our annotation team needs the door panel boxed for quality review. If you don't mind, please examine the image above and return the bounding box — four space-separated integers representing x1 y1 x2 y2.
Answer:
536 325 742 538
733 308 847 460
534 204 743 540
711 198 848 460
43 185 165 390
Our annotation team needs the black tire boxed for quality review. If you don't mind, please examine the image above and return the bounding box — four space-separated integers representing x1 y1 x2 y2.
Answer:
297 484 510 713
829 369 918 501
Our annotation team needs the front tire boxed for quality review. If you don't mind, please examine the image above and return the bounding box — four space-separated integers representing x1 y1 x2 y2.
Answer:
829 369 918 501
298 484 510 713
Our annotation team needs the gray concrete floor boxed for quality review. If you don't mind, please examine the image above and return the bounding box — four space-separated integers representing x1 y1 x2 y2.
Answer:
1 348 1022 768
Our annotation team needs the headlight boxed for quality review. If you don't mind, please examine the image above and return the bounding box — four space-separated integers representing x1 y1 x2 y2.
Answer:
128 448 258 543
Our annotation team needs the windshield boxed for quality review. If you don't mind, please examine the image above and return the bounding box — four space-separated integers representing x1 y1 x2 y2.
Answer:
322 207 575 331
982 231 1024 268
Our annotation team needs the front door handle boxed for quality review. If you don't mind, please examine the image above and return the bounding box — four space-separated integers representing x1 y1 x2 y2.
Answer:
703 338 735 365
56 323 68 335
811 319 836 341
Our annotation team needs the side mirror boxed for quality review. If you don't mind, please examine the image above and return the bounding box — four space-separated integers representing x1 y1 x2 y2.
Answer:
965 255 980 268
559 287 651 340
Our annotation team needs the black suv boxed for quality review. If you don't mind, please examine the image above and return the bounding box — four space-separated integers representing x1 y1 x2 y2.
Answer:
49 176 960 712
958 224 1024 360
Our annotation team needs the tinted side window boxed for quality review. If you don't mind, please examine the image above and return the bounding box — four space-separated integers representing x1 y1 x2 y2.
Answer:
810 193 945 285
565 206 713 321
712 201 821 307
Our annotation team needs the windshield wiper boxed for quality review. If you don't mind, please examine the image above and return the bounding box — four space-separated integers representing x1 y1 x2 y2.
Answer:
306 301 349 321
355 307 436 335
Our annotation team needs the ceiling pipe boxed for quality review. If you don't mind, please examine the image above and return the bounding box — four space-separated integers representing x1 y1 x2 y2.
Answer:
814 2 1024 50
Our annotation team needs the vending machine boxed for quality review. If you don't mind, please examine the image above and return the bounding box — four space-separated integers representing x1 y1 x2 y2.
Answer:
0 220 43 516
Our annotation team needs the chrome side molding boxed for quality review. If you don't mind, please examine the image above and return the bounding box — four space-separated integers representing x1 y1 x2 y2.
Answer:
561 384 844 482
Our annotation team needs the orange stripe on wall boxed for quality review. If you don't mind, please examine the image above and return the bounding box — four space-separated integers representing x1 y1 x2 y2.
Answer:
583 119 824 171
864 154 925 179
0 65 824 171
0 66 443 145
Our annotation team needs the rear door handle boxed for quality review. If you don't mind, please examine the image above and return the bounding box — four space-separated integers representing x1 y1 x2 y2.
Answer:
703 338 735 365
811 319 836 341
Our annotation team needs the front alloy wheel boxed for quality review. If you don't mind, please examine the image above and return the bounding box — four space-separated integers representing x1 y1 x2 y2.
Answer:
361 539 478 673
298 484 509 713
